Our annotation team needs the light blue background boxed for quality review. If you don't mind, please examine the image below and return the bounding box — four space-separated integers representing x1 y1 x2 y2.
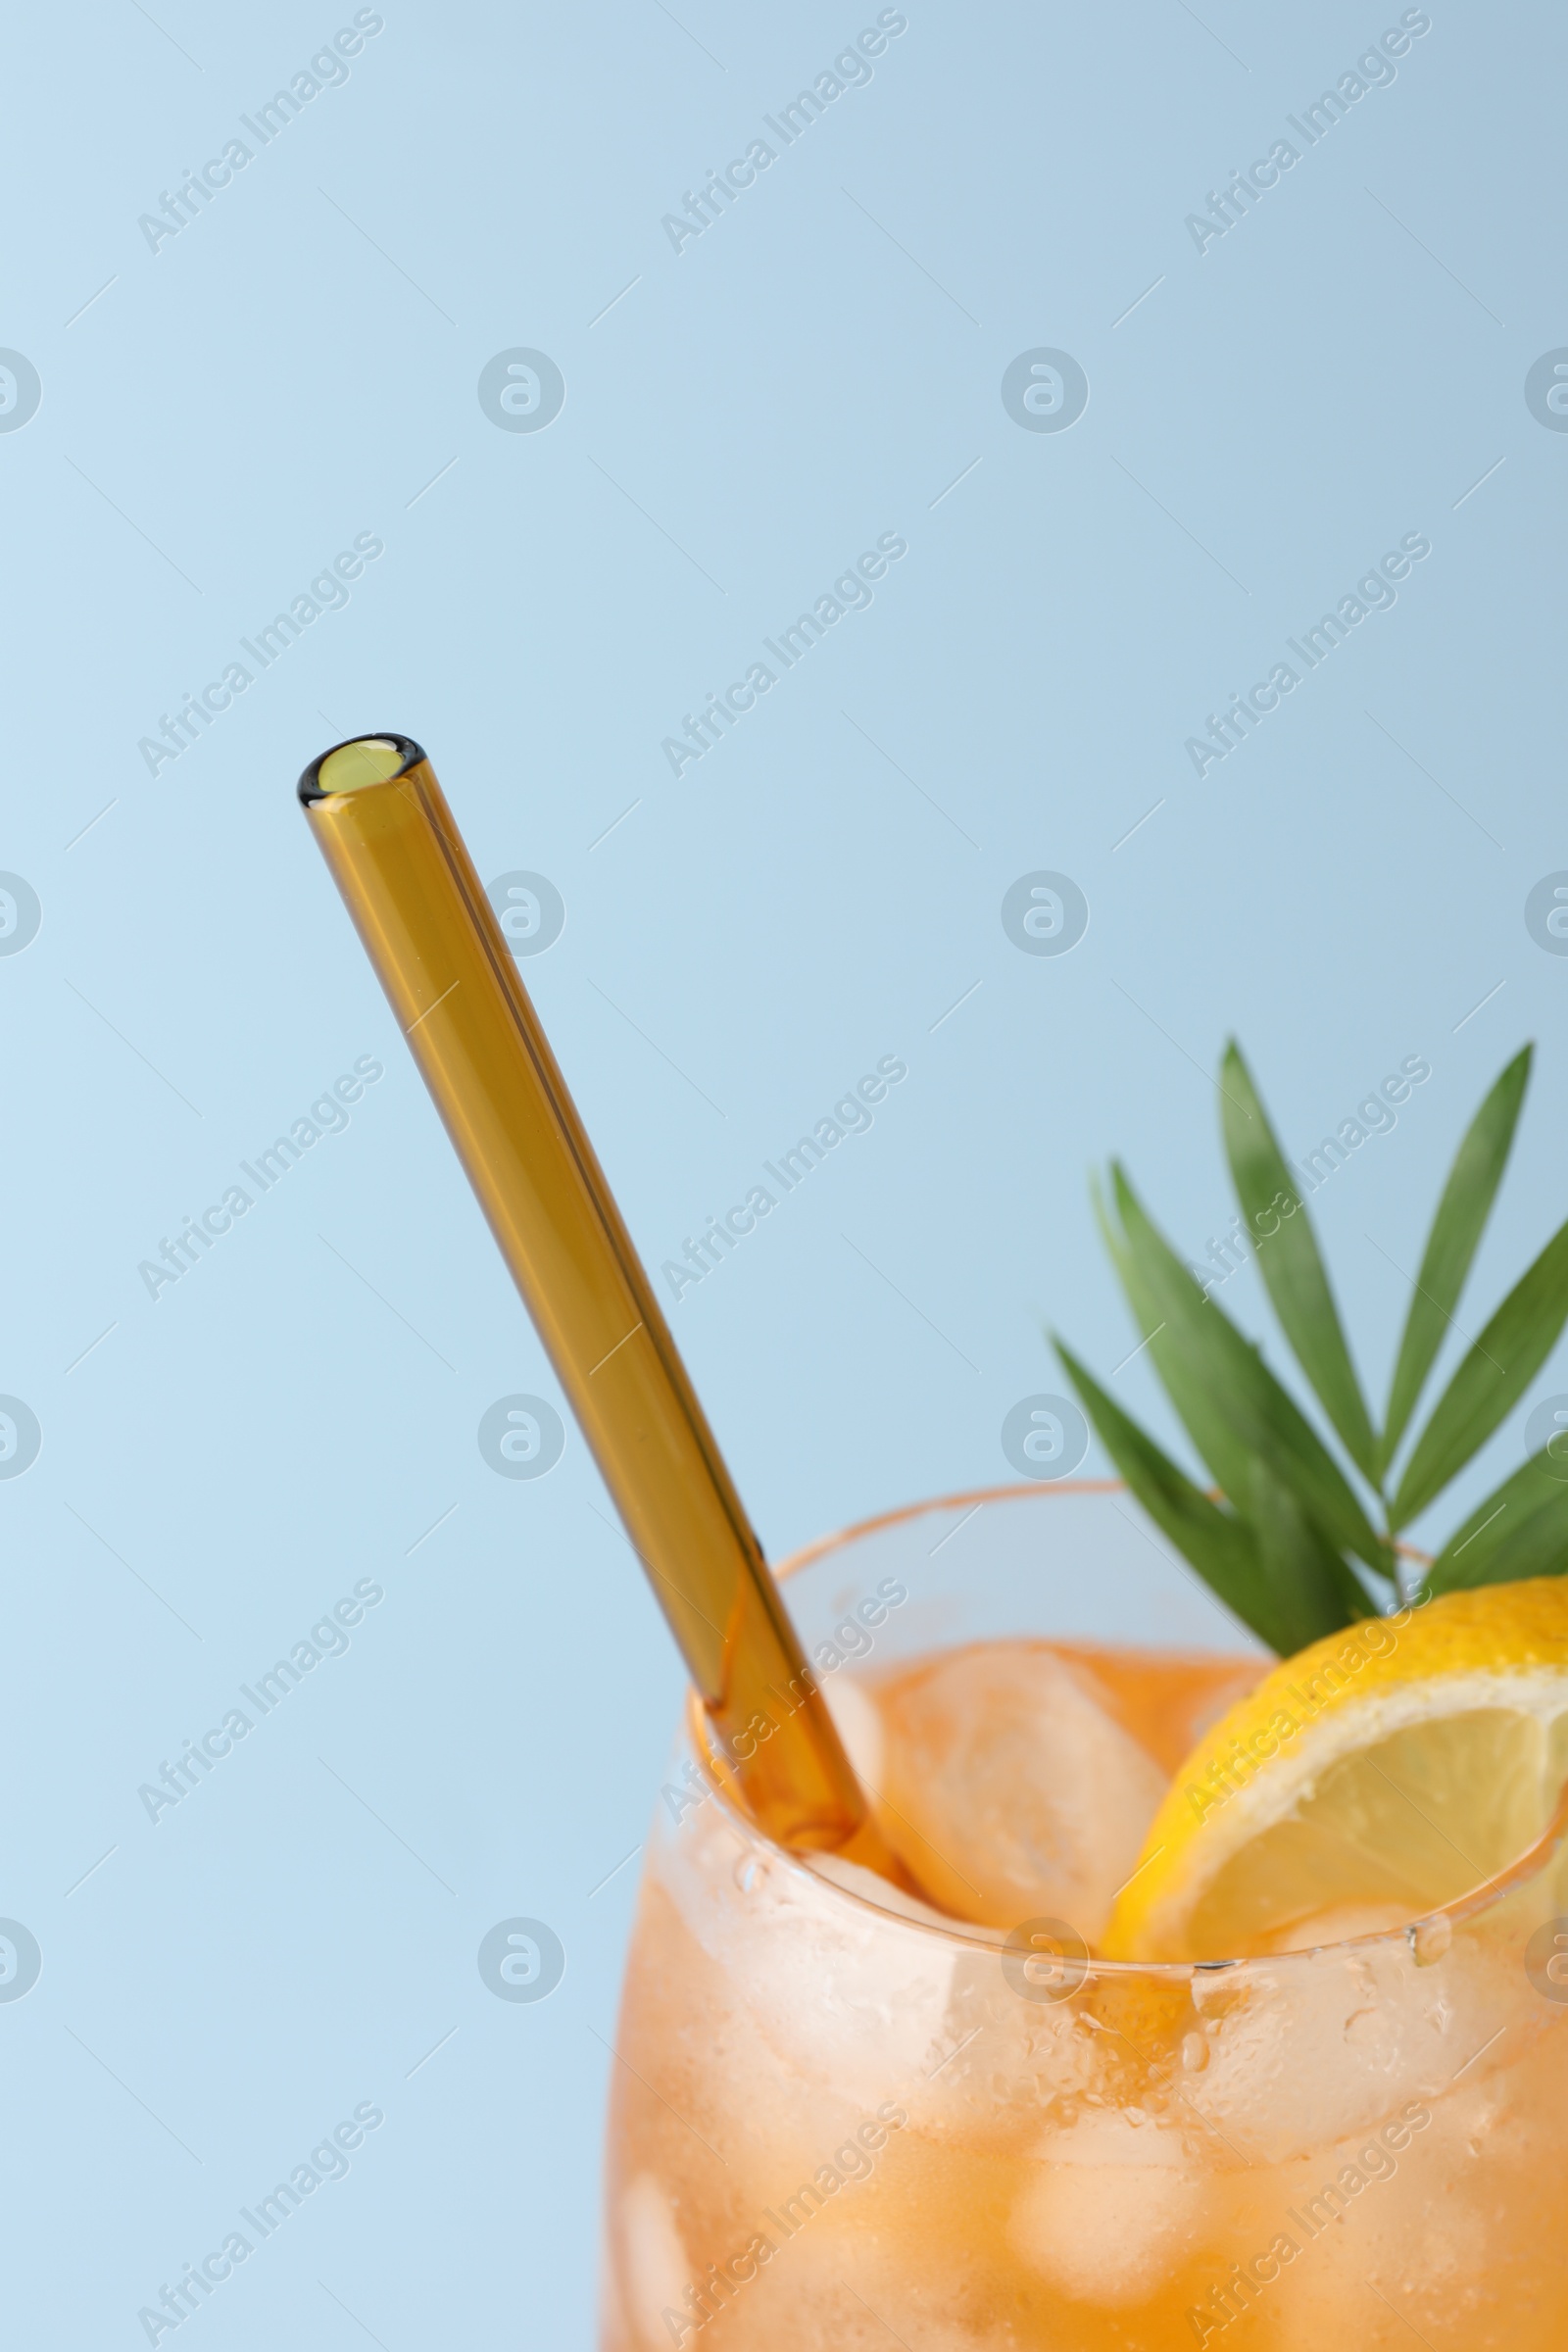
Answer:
3 0 1564 2341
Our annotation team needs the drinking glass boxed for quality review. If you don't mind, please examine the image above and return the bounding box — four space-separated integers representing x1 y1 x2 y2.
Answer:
601 1483 1568 2349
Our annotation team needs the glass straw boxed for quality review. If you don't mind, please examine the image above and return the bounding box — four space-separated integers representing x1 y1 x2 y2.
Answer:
299 734 907 1877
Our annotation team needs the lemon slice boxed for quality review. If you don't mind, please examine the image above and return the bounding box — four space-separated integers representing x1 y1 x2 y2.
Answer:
1103 1579 1568 1962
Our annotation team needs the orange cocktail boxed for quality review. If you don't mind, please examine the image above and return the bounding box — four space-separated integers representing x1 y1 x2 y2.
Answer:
602 1486 1568 2349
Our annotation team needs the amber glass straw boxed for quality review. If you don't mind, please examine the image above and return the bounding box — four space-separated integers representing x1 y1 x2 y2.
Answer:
299 734 901 1871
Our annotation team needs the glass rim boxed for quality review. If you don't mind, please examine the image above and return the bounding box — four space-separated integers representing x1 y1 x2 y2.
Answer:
680 1479 1559 1982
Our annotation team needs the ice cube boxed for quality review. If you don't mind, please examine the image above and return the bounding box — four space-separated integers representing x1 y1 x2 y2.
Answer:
1186 1927 1517 2164
1007 2108 1214 2306
804 1848 975 1933
615 2172 693 2349
647 1797 960 2115
820 1674 884 1795
860 1642 1171 1936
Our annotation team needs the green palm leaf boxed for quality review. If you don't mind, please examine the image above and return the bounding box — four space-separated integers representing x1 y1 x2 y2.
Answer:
1219 1041 1378 1480
1054 1339 1290 1650
1426 1452 1568 1593
1245 1456 1378 1646
1109 1168 1390 1578
1058 1038 1567 1658
1381 1047 1532 1473
1092 1174 1255 1510
1390 1216 1568 1529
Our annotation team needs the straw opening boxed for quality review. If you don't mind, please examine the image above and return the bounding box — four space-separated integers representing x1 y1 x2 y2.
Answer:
297 733 424 805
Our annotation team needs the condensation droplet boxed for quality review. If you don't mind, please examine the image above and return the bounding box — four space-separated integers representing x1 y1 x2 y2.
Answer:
733 1854 768 1895
1410 1912 1453 1966
1180 2031 1208 2072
